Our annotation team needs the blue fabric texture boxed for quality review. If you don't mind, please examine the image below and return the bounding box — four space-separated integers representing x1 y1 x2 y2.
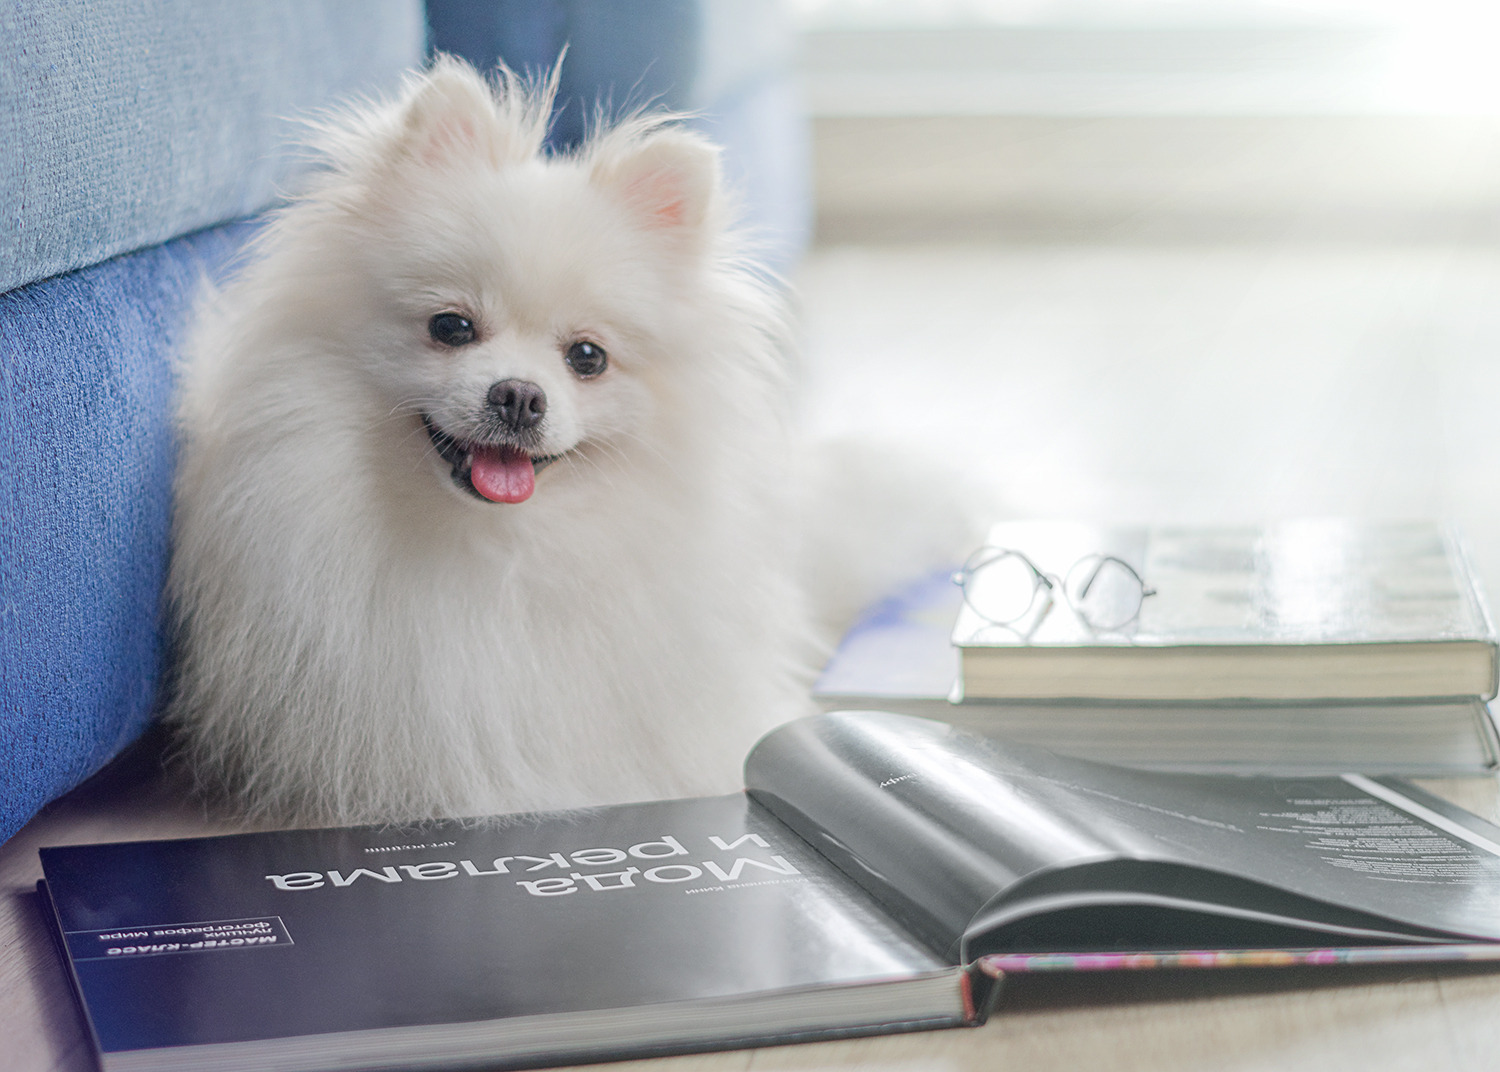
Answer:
0 223 254 844
428 0 701 148
1 0 424 844
0 0 426 293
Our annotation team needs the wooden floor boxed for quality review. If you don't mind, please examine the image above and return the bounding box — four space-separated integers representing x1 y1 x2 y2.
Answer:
10 234 1500 1070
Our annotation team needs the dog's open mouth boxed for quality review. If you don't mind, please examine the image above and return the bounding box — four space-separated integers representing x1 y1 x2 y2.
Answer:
422 415 559 504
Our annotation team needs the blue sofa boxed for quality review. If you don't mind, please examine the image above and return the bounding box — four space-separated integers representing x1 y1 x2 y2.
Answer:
0 0 808 844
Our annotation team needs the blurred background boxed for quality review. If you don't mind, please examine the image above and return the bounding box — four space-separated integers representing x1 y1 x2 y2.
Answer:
781 0 1500 591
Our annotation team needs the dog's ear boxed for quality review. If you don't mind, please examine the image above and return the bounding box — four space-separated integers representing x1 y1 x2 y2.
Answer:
591 126 721 245
394 56 523 169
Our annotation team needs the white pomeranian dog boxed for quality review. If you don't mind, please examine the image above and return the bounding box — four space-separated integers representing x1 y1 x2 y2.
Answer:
167 58 814 825
168 58 965 826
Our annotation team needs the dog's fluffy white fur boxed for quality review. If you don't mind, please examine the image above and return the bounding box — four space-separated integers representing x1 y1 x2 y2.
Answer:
167 58 820 825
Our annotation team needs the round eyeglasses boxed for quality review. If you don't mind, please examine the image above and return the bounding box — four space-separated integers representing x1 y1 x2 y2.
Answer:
952 546 1157 633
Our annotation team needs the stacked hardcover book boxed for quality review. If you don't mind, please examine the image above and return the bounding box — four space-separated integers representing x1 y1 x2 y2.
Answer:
815 519 1500 774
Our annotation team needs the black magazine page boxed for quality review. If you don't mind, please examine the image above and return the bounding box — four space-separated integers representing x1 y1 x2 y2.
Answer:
38 794 950 1060
744 712 1500 959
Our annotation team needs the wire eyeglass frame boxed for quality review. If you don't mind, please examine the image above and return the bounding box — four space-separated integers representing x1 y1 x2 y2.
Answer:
952 546 1158 633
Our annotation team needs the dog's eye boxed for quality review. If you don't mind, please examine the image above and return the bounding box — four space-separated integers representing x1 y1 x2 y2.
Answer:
429 313 476 347
565 340 608 378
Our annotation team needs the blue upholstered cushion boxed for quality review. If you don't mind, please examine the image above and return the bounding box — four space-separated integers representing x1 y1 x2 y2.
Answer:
0 0 426 293
428 0 700 149
0 223 254 842
1 0 425 843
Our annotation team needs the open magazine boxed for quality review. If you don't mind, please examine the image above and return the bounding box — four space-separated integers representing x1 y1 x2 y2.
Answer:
39 711 1500 1072
746 711 1500 960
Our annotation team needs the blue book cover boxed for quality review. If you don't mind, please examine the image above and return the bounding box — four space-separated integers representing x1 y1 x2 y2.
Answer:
39 793 976 1072
813 567 962 704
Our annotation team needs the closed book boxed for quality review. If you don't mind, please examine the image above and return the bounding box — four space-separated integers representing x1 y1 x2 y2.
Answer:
951 519 1499 703
39 712 1500 1072
814 566 1500 774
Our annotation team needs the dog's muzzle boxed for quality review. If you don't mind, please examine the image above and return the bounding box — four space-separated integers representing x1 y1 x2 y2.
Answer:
422 414 558 504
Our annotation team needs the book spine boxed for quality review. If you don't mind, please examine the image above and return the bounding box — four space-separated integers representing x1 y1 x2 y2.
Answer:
1448 522 1500 701
976 943 1500 976
962 965 1005 1025
1472 701 1500 770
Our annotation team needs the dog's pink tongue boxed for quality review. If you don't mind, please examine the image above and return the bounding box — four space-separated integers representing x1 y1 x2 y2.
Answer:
470 445 535 503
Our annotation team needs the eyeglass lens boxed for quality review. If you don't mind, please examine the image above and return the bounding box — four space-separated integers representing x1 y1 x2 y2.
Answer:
1063 554 1148 630
959 549 1047 625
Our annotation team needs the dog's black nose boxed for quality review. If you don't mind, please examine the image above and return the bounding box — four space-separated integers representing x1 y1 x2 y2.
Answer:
486 379 547 430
